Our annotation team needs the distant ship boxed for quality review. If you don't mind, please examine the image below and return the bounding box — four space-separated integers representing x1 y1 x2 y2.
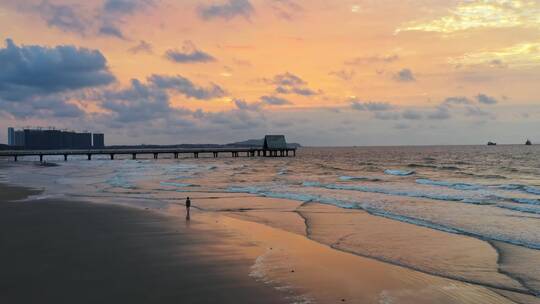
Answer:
487 141 497 146
526 139 532 145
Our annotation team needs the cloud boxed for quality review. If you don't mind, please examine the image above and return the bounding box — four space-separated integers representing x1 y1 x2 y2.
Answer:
449 42 540 68
443 96 473 106
260 95 291 105
266 72 319 96
103 0 154 14
374 112 400 120
476 94 498 105
427 106 451 120
346 54 399 65
28 0 156 39
270 0 302 20
36 1 88 34
165 41 216 63
393 68 416 82
234 98 262 111
128 40 153 54
0 39 115 102
1 95 84 119
99 23 125 39
329 69 355 81
402 109 422 120
198 0 254 20
148 74 226 100
351 101 393 111
100 79 180 123
397 0 540 33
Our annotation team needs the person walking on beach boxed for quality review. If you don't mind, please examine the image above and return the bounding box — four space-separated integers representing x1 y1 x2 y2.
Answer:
185 197 191 220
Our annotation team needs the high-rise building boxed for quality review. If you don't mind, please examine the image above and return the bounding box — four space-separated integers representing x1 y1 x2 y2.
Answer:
8 127 14 146
6 128 99 149
93 133 105 148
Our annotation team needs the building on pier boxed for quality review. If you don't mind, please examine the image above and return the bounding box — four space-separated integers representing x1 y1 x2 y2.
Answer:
263 135 288 150
6 127 102 149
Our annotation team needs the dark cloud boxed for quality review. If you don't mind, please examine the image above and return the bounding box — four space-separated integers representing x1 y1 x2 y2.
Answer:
165 41 216 63
267 72 319 96
1 94 84 119
351 101 393 111
36 1 88 34
427 106 451 120
393 68 416 82
100 79 187 123
0 39 115 101
402 109 422 120
99 23 125 39
345 54 399 65
234 99 262 111
27 0 155 39
260 95 291 105
476 94 498 105
198 0 254 20
148 74 226 100
128 40 153 54
103 0 154 14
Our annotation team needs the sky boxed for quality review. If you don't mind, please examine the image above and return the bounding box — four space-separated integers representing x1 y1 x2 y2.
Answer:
0 0 539 146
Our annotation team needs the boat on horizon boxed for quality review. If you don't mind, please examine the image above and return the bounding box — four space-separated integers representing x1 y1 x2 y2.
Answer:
487 141 497 146
526 139 532 145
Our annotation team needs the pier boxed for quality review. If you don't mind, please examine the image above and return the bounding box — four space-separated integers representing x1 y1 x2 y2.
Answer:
0 147 297 162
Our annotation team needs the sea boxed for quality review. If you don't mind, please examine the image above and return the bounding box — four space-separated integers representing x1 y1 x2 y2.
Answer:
2 145 540 300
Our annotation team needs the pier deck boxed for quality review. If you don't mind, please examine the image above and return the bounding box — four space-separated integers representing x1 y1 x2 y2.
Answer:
0 147 296 162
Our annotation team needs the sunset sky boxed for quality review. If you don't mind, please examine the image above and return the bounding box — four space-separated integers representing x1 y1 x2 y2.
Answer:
1 0 539 145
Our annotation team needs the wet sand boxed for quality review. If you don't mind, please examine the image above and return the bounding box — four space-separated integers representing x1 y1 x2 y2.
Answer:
0 183 287 304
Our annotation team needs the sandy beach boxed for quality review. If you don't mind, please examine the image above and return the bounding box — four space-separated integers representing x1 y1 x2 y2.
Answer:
0 183 288 304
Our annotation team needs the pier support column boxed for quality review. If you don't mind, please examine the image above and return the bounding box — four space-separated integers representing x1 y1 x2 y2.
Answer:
194 152 199 158
154 153 158 159
110 154 114 160
64 154 68 161
213 152 218 158
39 155 43 163
14 155 17 162
286 150 289 157
293 150 296 157
174 153 179 159
132 153 136 160
87 154 92 161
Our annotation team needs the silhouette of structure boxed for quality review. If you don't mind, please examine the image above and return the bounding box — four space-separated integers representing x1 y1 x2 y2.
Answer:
526 139 532 145
262 135 291 157
6 127 102 150
93 133 105 148
7 127 14 146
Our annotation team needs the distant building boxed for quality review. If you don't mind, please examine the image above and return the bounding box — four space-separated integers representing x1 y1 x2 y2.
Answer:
6 128 97 150
8 127 14 146
93 133 105 148
263 135 288 150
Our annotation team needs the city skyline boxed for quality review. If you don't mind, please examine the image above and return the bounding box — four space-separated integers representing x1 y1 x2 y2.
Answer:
1 0 539 146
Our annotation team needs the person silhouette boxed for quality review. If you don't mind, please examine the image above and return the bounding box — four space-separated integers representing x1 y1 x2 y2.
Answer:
185 197 191 220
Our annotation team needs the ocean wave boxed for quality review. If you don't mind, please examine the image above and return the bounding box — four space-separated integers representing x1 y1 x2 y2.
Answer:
106 175 136 189
509 198 540 206
415 179 482 191
384 169 415 176
302 181 490 205
339 176 382 182
498 184 540 196
227 186 540 250
160 181 199 188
